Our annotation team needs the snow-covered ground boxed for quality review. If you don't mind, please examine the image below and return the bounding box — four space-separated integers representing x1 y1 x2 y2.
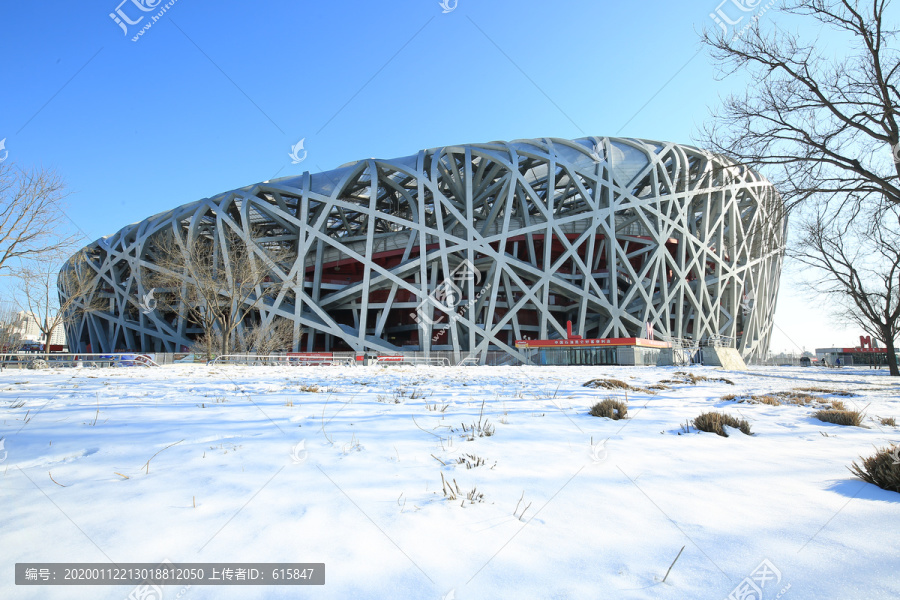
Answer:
1 364 898 600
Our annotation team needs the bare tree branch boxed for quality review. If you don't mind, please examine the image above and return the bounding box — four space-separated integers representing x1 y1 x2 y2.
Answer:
0 162 79 274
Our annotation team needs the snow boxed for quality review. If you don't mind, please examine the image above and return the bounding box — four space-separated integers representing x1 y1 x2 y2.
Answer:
1 364 898 600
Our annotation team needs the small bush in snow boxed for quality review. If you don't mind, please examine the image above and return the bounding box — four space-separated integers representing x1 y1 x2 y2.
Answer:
814 409 863 427
693 411 751 437
670 372 734 385
720 393 780 406
794 386 856 397
589 398 628 420
584 378 630 390
776 391 819 405
849 445 900 493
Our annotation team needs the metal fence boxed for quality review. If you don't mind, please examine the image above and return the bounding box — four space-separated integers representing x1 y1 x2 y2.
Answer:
0 353 160 369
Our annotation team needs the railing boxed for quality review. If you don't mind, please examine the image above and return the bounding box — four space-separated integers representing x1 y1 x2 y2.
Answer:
209 354 356 366
0 353 159 368
375 355 452 367
703 335 736 348
457 356 481 366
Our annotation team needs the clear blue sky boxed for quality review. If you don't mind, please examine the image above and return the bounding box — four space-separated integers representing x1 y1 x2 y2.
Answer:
0 0 870 353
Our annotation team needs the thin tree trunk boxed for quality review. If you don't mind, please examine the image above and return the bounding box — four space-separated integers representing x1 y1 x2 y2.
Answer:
884 335 899 377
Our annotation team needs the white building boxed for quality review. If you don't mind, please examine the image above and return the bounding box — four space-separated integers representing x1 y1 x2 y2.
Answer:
11 311 67 347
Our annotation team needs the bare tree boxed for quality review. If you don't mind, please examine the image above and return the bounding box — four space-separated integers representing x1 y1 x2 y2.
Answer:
17 251 102 358
0 301 26 354
792 207 900 374
146 226 290 356
236 318 294 357
700 0 900 215
0 162 78 275
700 0 900 370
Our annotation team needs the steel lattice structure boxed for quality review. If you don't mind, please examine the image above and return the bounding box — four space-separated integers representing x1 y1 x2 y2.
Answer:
62 137 786 362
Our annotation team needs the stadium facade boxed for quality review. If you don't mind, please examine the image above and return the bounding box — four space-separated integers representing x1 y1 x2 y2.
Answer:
61 136 786 363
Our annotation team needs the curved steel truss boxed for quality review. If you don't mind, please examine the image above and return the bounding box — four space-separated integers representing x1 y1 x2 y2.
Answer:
62 137 786 362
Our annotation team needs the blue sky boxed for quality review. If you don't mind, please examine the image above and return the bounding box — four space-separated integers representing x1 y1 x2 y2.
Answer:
0 0 867 353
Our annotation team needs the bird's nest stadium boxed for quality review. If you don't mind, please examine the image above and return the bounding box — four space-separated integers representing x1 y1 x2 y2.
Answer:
61 136 786 364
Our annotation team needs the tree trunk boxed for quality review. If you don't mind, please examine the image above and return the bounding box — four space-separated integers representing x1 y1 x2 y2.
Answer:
883 333 899 377
44 323 54 360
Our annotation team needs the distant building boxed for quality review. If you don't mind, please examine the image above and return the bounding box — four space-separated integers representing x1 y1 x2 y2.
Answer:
10 311 67 348
817 336 898 367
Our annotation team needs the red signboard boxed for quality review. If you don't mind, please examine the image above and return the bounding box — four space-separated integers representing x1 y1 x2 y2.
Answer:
515 337 671 349
377 356 405 362
842 347 888 353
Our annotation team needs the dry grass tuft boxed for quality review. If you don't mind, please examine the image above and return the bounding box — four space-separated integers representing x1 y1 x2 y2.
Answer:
693 411 752 437
720 393 780 406
298 384 321 393
584 378 631 390
794 386 856 397
814 409 863 427
589 398 628 420
880 416 897 427
829 400 846 411
775 391 819 405
647 383 672 391
665 372 734 386
848 445 900 493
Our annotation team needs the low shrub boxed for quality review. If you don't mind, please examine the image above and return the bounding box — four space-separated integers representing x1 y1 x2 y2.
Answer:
693 411 751 437
848 445 900 493
666 372 733 385
776 391 818 405
720 393 779 406
584 378 630 390
814 409 863 427
794 386 856 397
589 398 628 420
